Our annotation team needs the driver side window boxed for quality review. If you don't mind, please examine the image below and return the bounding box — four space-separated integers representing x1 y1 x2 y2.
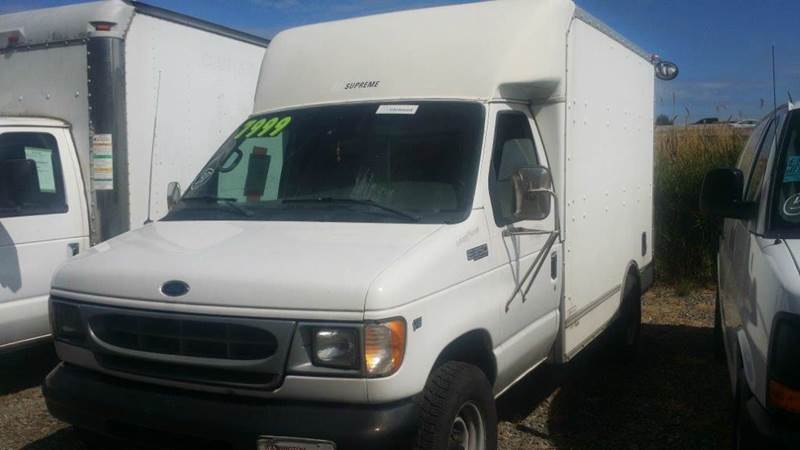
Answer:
489 112 539 226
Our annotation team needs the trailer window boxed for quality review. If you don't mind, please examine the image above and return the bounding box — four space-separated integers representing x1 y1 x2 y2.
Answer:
169 102 485 224
0 132 67 218
489 111 539 226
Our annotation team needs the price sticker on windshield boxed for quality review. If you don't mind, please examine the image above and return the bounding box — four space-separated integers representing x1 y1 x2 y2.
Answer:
235 116 292 140
784 156 800 182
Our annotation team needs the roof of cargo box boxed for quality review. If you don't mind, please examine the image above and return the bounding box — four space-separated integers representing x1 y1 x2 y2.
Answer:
0 0 269 52
253 0 651 114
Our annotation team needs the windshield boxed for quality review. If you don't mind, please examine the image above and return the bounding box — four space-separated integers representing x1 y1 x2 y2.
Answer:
164 102 485 224
772 112 800 232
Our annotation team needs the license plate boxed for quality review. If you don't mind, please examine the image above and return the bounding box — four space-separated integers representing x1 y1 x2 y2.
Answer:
257 436 336 450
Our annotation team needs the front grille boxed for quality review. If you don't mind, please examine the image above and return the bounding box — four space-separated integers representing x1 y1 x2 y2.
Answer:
96 354 277 388
52 298 297 391
90 314 278 361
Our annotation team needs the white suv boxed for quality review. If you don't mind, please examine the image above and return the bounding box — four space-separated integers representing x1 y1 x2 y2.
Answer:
701 104 800 448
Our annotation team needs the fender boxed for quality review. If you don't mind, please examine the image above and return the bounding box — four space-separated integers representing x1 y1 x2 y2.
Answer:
736 329 756 392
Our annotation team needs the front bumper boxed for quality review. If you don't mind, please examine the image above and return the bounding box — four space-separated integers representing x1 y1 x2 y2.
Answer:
44 363 418 450
746 397 800 449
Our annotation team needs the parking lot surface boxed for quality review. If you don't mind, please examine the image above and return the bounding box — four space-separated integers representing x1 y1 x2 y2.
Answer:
0 285 730 450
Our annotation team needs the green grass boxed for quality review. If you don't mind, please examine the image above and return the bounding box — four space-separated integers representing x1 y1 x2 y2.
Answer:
654 125 747 283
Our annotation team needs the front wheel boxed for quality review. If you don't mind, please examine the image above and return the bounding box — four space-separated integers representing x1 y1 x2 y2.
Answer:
732 370 758 449
714 290 725 362
415 361 497 450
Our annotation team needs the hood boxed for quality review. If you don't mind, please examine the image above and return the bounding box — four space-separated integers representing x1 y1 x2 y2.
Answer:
53 220 440 312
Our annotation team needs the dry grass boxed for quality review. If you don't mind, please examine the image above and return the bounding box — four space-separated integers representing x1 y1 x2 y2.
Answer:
653 125 749 283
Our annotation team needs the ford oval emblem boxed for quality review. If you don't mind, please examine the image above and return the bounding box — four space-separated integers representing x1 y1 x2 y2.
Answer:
161 280 190 297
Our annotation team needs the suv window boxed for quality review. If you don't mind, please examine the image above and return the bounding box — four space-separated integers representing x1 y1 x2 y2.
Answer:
771 112 800 232
489 112 539 226
745 119 776 202
737 118 770 184
0 132 67 217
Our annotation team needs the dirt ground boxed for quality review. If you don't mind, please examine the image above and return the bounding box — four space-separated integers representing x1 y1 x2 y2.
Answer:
0 285 731 450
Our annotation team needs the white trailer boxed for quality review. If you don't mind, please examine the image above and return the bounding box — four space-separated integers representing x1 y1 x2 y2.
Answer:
0 0 268 351
43 1 676 448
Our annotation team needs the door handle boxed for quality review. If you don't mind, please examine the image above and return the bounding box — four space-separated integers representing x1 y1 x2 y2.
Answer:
550 252 558 280
67 242 80 256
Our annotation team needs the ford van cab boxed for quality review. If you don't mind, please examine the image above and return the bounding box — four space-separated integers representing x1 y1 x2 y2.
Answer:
702 103 800 449
42 1 674 449
0 0 268 353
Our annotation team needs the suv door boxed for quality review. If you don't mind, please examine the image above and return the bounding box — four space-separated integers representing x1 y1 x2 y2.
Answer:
719 112 784 386
0 127 88 351
485 104 561 390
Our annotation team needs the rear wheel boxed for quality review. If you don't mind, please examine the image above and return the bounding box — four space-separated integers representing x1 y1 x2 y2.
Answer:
415 361 497 450
612 277 642 361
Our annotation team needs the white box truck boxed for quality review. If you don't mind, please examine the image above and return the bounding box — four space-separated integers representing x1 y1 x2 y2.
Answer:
0 0 269 352
42 1 676 449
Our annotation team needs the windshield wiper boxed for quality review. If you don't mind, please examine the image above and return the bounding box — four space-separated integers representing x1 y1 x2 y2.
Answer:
180 196 254 217
283 197 420 222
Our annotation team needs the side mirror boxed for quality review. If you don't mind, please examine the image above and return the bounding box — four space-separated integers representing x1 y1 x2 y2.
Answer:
0 159 39 208
511 166 553 221
654 60 679 81
699 168 756 219
166 181 181 211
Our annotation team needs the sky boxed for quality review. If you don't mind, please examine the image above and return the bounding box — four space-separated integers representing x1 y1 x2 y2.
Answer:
2 0 799 122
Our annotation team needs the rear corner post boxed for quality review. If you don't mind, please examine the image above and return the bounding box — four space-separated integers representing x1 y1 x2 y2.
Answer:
86 36 129 243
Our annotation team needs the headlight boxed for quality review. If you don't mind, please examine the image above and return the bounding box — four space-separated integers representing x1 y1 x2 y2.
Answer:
312 328 359 369
364 318 406 377
51 301 85 344
768 313 800 414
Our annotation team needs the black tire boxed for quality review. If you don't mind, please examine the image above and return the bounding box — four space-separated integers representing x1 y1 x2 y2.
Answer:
732 370 758 450
714 290 725 362
415 361 497 450
75 428 114 450
612 278 642 361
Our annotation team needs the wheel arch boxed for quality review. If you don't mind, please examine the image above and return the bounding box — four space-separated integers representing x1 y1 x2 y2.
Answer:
619 260 642 305
432 329 497 386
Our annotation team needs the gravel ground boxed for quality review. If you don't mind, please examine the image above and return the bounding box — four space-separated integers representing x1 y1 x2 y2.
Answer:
0 285 731 450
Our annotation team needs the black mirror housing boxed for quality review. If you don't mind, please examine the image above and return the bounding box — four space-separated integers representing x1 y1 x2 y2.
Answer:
700 168 756 219
512 166 553 221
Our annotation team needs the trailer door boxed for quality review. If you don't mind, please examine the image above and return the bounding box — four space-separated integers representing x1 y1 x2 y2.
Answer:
0 127 88 350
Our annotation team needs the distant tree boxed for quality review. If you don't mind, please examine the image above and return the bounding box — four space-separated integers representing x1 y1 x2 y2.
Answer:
655 114 673 126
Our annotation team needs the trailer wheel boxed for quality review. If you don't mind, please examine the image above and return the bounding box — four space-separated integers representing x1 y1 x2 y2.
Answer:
612 278 641 361
415 361 497 450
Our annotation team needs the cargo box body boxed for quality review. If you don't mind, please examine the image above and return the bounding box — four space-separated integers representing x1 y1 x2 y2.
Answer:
0 0 268 242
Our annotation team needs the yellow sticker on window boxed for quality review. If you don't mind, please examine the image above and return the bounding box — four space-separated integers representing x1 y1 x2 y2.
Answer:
235 116 292 140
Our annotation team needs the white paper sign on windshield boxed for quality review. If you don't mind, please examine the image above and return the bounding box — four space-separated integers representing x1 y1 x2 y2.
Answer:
376 104 419 115
24 147 56 193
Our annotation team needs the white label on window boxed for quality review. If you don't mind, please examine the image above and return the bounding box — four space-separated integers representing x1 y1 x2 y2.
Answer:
376 104 419 115
91 134 113 191
24 147 56 193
